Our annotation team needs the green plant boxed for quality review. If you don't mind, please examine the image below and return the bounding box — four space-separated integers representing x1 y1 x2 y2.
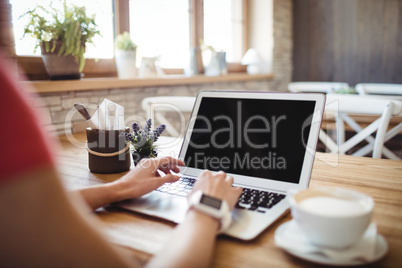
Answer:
21 0 100 71
200 39 215 52
123 119 166 158
115 32 137 51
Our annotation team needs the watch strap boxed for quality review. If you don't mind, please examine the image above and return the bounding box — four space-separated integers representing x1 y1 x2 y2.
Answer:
217 200 232 234
188 191 232 233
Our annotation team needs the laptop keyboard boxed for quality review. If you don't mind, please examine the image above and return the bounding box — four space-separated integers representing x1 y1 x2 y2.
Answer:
156 177 286 213
236 188 286 212
156 177 196 197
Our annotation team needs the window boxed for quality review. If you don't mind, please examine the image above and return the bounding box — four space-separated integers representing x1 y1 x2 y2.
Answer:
129 0 245 69
203 0 244 63
9 0 250 79
129 0 190 69
10 0 114 59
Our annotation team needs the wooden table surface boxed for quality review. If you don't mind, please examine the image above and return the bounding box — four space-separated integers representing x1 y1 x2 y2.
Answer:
57 133 402 267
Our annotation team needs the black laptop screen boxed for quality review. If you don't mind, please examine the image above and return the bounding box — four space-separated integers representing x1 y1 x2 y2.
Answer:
184 97 316 184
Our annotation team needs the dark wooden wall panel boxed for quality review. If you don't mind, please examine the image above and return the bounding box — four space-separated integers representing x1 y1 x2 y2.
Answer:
292 0 402 85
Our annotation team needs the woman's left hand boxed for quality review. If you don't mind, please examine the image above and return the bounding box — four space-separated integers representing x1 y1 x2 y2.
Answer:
111 156 185 202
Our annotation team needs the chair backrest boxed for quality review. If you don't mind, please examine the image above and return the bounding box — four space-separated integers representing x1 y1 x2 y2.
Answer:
141 96 196 137
288 82 349 94
325 94 402 115
355 83 402 96
322 94 402 158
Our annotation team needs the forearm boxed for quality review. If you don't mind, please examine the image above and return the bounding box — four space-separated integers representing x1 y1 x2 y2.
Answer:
77 158 183 211
146 209 219 268
78 181 123 210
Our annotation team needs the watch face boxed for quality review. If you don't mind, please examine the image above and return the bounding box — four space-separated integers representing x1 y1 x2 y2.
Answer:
200 194 222 209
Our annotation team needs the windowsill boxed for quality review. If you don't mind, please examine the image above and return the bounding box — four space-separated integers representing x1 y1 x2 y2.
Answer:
24 73 273 93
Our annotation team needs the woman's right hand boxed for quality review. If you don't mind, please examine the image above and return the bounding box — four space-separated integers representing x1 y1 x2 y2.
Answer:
189 170 242 210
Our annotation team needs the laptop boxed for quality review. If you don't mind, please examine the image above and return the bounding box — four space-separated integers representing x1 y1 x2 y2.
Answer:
117 90 326 240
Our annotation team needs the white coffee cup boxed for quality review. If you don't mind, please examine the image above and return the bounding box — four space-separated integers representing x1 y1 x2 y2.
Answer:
288 187 374 249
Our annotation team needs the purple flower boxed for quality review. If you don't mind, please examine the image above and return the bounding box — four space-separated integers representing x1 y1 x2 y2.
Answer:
125 119 167 156
121 132 134 142
153 124 166 142
132 123 140 136
144 118 152 135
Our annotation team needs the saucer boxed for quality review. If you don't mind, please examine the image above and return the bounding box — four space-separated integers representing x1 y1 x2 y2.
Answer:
274 220 388 266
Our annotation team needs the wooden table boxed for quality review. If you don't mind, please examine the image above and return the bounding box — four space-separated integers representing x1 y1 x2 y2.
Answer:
57 133 402 267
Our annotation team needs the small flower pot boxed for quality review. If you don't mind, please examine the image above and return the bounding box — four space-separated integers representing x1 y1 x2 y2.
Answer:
115 49 137 79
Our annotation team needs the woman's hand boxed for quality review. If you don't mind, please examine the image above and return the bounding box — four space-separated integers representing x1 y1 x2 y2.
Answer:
112 157 185 202
146 170 242 268
78 157 185 210
189 170 242 210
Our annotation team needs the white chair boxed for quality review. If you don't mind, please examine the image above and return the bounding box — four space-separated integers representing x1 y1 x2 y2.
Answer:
288 82 350 152
355 83 402 159
356 83 402 96
321 94 402 159
141 96 196 137
288 82 350 94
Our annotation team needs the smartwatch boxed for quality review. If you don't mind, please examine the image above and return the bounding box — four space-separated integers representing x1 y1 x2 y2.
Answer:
188 190 232 233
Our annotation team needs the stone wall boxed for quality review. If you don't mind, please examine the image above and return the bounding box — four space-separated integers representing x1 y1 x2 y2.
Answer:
30 0 293 136
272 0 293 91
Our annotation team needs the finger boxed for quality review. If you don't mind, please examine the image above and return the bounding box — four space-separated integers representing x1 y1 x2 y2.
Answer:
155 157 185 171
158 163 182 174
227 187 243 208
234 186 243 192
159 174 180 183
200 169 212 178
225 175 234 184
146 157 172 166
158 167 172 175
168 165 181 174
217 170 226 176
139 157 181 174
159 156 185 166
233 186 243 196
213 171 226 181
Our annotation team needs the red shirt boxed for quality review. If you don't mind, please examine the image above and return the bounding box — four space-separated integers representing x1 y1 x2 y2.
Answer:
0 54 54 185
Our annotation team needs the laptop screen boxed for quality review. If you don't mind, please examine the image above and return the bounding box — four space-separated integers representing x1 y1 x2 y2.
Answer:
183 97 316 184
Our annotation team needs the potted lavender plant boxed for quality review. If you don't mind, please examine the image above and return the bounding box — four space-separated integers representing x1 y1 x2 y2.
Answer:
124 119 166 165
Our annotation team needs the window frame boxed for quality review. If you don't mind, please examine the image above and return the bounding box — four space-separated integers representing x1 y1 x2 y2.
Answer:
15 0 248 80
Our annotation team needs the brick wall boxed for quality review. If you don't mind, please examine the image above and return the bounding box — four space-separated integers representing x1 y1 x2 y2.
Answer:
272 0 293 91
30 0 293 136
32 80 272 135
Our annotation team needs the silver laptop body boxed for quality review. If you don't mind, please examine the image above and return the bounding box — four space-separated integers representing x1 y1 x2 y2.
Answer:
117 91 325 240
